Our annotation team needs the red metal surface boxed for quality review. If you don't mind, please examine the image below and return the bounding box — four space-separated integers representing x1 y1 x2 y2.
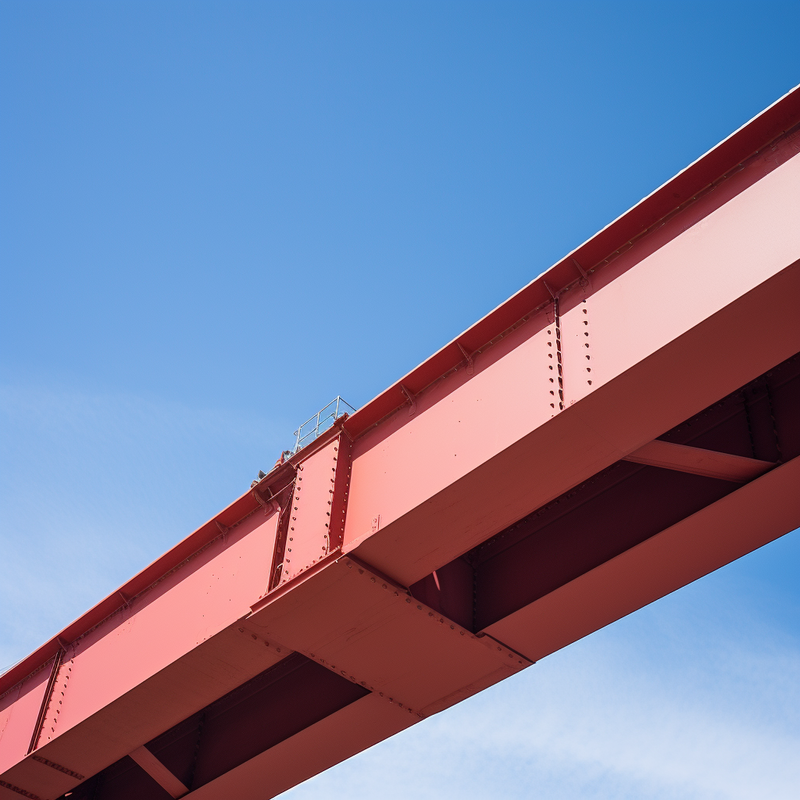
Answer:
249 555 528 717
129 746 188 798
484 455 800 661
2 86 800 800
340 85 800 440
277 436 350 586
0 665 51 774
623 439 774 482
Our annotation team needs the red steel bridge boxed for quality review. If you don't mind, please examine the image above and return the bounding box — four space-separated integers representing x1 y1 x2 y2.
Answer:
2 87 800 800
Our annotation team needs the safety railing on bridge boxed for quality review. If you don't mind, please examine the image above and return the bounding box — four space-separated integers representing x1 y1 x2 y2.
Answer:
292 396 356 453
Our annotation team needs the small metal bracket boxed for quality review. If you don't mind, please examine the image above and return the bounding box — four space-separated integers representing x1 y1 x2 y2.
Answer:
339 423 354 444
215 520 230 538
543 279 558 300
399 384 417 416
572 258 590 287
456 343 475 376
253 488 274 516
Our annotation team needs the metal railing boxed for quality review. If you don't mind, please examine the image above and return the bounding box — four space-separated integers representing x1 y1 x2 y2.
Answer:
292 396 356 453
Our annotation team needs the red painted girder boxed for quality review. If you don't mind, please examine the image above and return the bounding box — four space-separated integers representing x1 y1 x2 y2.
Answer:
0 669 51 778
0 509 288 794
1 87 799 800
0 460 297 703
248 555 529 718
4 86 798 712
343 85 800 438
485 453 800 661
167 457 800 800
3 86 797 714
343 149 800 588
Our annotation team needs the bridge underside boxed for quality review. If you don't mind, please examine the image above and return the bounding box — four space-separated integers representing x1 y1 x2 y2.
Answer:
59 353 800 800
49 346 799 800
2 88 800 800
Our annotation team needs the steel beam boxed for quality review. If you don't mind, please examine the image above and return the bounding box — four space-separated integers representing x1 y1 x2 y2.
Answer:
129 747 188 799
623 439 775 482
2 86 800 800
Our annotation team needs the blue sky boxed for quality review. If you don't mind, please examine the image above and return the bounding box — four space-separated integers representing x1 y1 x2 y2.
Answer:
1 2 799 797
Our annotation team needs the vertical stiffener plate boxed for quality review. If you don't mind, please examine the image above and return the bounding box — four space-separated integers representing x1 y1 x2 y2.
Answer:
278 436 351 586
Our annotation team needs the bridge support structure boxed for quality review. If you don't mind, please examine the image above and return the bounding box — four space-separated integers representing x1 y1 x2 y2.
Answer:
2 87 800 800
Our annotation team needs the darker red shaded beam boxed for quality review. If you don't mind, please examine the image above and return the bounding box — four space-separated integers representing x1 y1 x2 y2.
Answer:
624 440 775 482
129 747 188 799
